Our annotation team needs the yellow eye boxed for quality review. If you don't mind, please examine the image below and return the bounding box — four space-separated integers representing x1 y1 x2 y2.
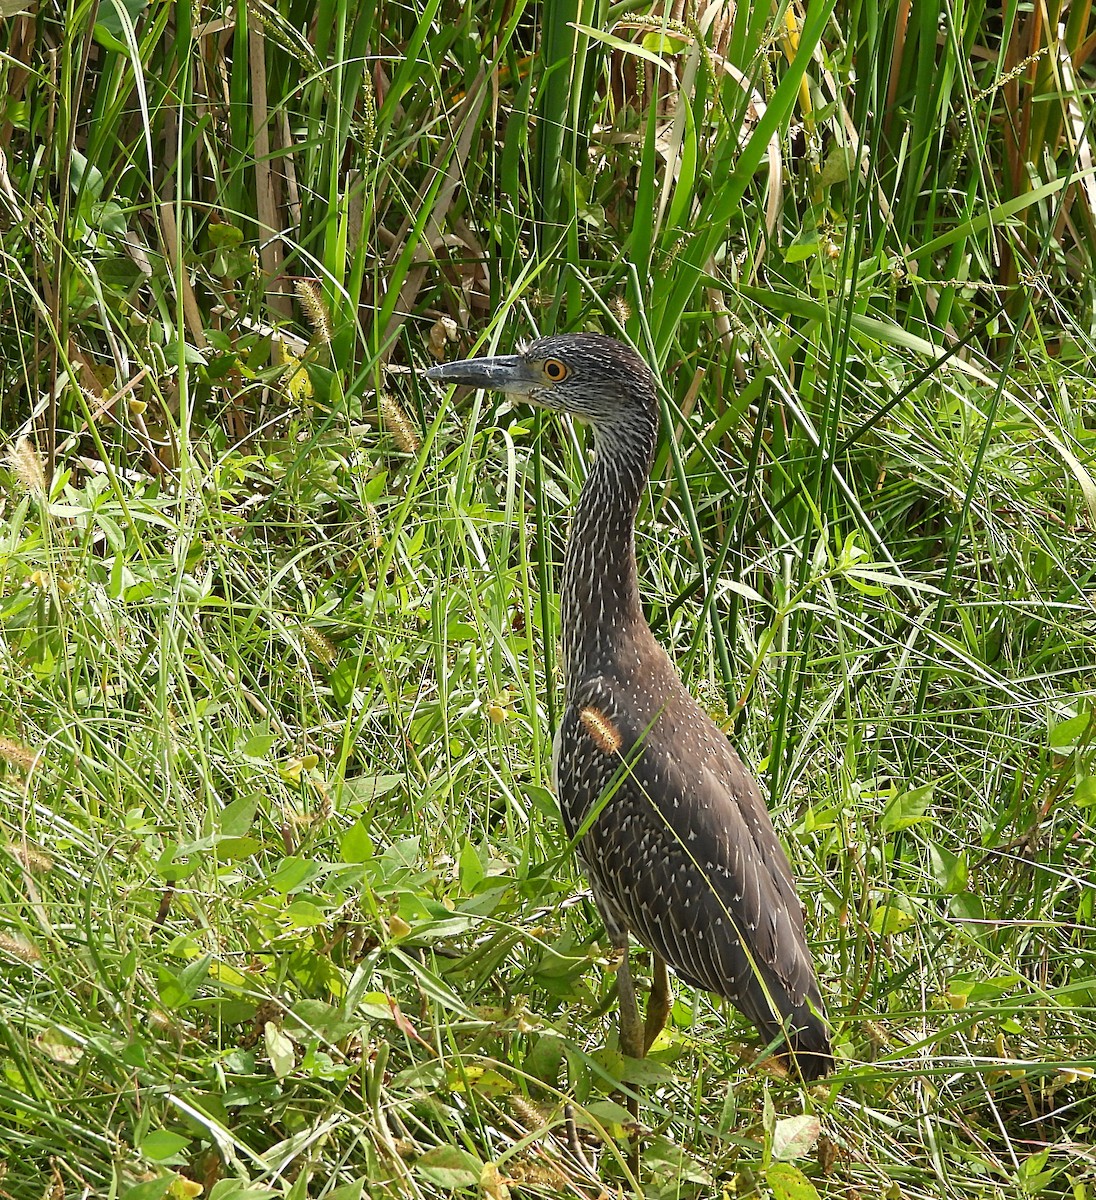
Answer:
543 358 569 382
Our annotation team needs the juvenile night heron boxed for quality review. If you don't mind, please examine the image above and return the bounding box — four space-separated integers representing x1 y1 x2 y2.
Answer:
426 333 832 1081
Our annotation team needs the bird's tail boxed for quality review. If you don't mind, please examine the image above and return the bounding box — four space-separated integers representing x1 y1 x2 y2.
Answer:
749 993 833 1081
782 1010 833 1081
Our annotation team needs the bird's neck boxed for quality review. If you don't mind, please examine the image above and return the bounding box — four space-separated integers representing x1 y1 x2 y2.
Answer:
560 418 657 686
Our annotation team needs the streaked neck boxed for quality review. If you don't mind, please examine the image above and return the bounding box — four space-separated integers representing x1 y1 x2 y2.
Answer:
559 417 657 686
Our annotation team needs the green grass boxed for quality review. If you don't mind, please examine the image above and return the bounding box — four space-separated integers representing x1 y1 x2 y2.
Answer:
2 1 1096 1197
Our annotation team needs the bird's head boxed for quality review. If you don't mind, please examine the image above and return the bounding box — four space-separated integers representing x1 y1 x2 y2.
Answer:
424 333 657 432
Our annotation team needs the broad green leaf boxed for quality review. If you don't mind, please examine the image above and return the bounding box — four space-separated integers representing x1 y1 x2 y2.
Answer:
240 733 278 759
212 836 260 862
325 1182 365 1200
219 794 259 837
640 31 688 53
571 1098 631 1133
156 955 210 1010
286 900 329 927
140 1131 190 1162
342 774 405 805
269 857 317 893
871 904 916 935
155 844 201 883
766 1161 822 1200
946 974 1018 1006
341 820 374 863
265 1022 295 1079
414 1145 483 1190
785 236 820 264
1074 776 1096 807
771 1115 821 1162
1049 712 1093 751
446 1065 513 1096
120 1180 172 1200
94 0 149 46
458 838 485 890
880 783 934 832
928 844 968 894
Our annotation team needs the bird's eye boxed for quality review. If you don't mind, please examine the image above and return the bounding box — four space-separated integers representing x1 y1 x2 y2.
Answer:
543 359 570 382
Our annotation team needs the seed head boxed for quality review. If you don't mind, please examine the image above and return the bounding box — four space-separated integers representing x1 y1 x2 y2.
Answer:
379 394 421 454
5 437 47 498
295 279 332 345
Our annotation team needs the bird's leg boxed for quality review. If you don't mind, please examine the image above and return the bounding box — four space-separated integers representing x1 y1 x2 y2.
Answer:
643 952 671 1053
614 948 643 1181
615 949 645 1059
599 902 645 1178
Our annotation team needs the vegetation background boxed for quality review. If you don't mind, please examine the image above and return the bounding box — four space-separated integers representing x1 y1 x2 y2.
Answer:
2 0 1095 1196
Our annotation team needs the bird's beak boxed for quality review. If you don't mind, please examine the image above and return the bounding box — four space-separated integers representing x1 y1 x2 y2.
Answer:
424 354 538 396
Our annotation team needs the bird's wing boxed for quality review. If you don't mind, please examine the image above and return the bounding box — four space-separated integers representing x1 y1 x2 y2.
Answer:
555 676 823 1034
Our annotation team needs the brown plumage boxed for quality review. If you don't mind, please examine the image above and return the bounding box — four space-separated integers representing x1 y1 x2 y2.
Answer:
426 333 832 1079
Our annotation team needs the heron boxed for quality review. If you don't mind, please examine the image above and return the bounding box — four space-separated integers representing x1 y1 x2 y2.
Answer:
425 333 832 1081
